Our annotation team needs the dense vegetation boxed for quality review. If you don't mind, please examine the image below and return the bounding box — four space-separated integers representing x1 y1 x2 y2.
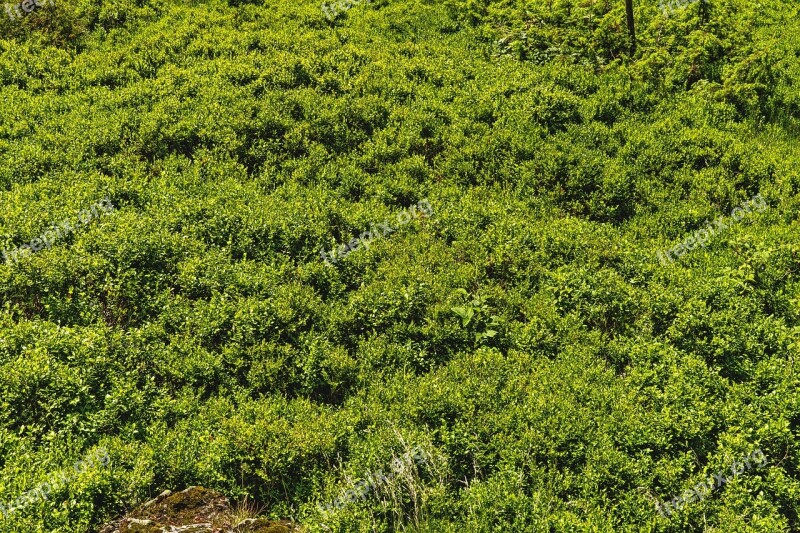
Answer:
1 0 799 531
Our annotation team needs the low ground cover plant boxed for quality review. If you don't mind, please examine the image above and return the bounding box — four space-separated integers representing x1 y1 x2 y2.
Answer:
320 199 433 265
0 0 799 532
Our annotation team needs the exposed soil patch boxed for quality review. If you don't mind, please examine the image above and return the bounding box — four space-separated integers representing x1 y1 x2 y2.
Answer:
98 486 299 533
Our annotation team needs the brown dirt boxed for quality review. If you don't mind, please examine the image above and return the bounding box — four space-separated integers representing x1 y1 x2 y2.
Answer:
98 486 299 533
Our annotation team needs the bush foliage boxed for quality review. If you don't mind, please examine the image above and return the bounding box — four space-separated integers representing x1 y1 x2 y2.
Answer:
0 0 799 531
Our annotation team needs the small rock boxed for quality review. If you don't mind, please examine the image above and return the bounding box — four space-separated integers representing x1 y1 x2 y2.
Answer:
99 487 299 533
144 491 172 508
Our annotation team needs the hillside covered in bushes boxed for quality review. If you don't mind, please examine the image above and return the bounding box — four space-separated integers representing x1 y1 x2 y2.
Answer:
1 0 800 531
